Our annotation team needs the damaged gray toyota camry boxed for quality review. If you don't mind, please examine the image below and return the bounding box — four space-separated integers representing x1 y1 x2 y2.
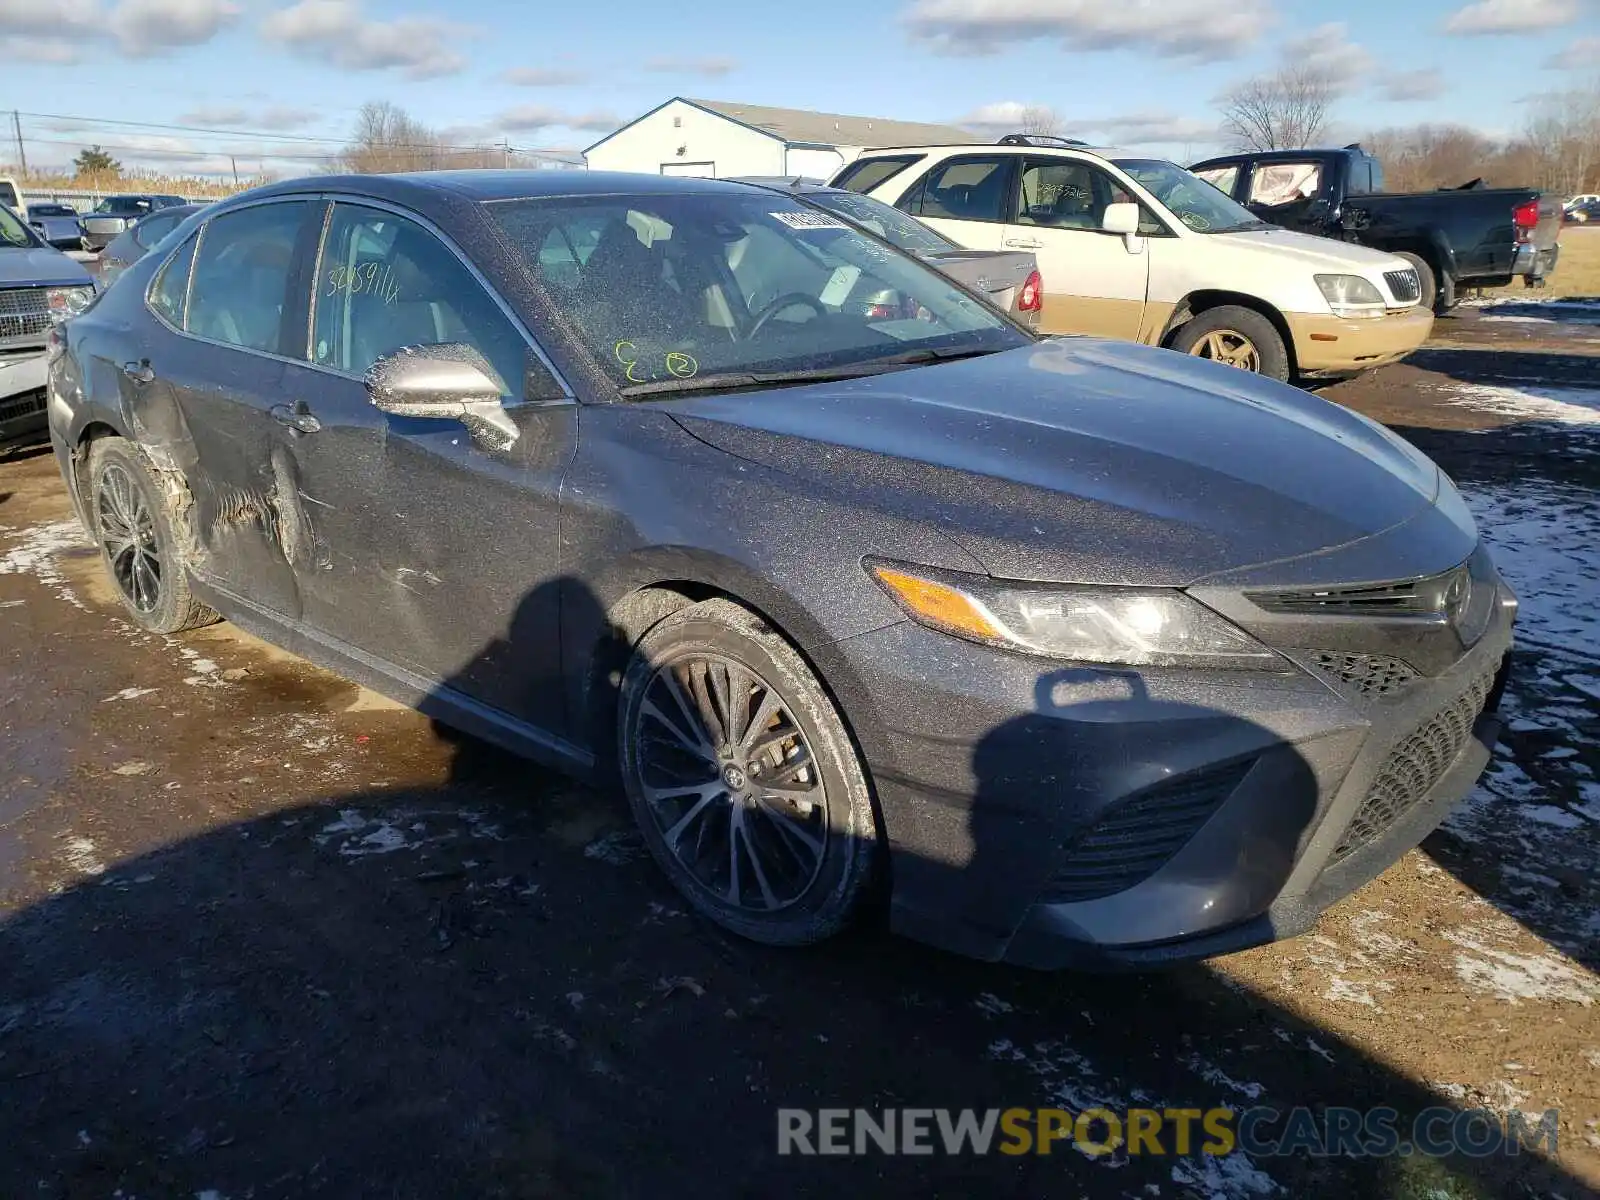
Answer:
45 171 1514 968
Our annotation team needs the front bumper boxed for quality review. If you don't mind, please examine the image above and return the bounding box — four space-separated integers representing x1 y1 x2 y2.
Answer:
828 566 1514 968
0 350 49 446
1285 306 1434 375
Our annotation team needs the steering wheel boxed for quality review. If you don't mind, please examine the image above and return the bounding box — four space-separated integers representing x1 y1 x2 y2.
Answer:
748 292 828 339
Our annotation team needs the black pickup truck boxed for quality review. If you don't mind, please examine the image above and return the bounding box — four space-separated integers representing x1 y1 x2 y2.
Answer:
1190 145 1562 312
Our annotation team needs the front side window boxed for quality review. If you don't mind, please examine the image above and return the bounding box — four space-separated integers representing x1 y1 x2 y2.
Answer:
1016 159 1166 236
1113 158 1262 234
133 211 182 250
311 204 531 395
0 204 35 247
149 233 199 328
902 157 1012 223
1248 161 1324 207
186 201 307 353
494 192 1026 390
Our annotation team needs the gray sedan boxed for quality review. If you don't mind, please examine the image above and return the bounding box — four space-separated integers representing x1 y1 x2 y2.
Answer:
47 170 1513 967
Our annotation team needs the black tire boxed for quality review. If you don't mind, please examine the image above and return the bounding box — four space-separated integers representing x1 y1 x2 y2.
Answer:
617 598 878 945
86 437 218 634
1435 267 1457 314
1170 305 1290 382
1394 252 1437 311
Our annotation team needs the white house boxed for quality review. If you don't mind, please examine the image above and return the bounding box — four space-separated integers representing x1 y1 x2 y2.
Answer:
582 97 975 180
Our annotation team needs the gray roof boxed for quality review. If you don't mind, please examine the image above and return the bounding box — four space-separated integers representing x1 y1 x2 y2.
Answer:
685 98 975 148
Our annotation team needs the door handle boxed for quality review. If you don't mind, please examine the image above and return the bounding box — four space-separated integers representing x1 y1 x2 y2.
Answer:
121 360 155 385
1004 238 1043 249
270 403 322 435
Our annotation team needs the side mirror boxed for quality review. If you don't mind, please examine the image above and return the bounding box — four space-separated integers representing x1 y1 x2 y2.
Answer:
366 344 519 448
1101 202 1140 236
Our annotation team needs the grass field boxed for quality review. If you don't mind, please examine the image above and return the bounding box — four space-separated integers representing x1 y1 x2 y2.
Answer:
1473 224 1600 301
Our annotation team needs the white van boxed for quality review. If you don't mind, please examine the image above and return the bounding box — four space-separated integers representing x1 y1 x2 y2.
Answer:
832 138 1433 381
0 177 21 213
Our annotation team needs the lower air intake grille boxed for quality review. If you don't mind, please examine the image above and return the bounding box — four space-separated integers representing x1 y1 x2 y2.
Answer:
1042 760 1254 903
1332 665 1499 862
1309 651 1419 697
1385 268 1421 304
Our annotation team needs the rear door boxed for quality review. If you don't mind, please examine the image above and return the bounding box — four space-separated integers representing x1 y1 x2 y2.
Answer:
141 198 317 618
891 154 1013 252
274 199 578 734
1003 156 1150 339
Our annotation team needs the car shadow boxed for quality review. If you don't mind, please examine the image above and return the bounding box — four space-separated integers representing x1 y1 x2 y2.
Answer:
0 575 1589 1198
1402 346 1600 391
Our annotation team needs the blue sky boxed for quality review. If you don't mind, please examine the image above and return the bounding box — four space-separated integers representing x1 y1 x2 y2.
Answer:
2 0 1597 178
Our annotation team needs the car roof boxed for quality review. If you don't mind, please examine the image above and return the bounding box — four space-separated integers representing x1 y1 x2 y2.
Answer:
247 169 774 206
852 143 1144 164
728 176 839 194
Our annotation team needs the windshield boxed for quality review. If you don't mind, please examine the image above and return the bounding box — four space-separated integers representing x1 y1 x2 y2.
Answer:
0 204 38 247
493 192 1026 391
1113 159 1264 234
94 197 151 215
802 190 957 254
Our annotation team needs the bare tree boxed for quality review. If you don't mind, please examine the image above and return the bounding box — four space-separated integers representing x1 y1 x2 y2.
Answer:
339 101 502 174
1019 105 1064 137
1220 65 1335 151
1520 81 1600 198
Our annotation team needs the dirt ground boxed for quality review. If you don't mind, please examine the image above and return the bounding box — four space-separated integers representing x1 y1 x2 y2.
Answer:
2 283 1598 1198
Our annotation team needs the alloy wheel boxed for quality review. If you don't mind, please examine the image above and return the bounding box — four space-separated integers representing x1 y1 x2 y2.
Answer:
633 652 829 912
1190 329 1261 372
97 462 163 614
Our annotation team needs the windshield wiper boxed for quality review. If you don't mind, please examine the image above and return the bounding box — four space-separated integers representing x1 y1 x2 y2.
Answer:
617 346 1008 399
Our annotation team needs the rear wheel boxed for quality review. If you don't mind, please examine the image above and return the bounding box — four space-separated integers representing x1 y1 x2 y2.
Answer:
617 598 877 945
1394 252 1437 311
1171 306 1289 382
87 437 217 634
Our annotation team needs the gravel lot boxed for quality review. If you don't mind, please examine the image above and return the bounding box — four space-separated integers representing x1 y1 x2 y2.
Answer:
1 293 1597 1199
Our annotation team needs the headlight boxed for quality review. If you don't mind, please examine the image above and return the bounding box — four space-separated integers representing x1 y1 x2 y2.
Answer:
1314 274 1386 319
45 285 95 323
869 562 1280 669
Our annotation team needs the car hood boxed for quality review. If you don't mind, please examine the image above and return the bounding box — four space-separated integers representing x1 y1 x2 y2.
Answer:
668 338 1448 587
0 244 94 287
1217 227 1410 274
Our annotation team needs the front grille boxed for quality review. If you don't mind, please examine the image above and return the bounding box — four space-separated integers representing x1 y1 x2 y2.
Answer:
1042 760 1254 903
1309 651 1419 698
1385 268 1421 304
1250 563 1469 617
0 287 52 344
0 389 46 424
1332 664 1499 861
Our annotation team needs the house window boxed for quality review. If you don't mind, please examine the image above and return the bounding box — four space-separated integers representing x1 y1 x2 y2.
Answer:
673 116 682 128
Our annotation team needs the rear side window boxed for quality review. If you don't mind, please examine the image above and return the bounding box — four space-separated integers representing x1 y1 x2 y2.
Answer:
831 155 923 195
1249 162 1323 207
134 211 182 250
902 156 1012 223
310 203 531 395
186 201 308 353
148 233 199 328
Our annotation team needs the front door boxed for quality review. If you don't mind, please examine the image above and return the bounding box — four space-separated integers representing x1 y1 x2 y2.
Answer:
1004 157 1150 339
276 201 578 735
143 199 316 619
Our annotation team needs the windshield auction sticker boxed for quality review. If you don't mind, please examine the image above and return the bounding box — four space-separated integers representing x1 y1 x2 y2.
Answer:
770 211 852 231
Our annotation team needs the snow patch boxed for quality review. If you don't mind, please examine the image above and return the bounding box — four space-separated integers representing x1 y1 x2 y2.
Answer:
1444 927 1599 1005
0 520 90 610
1439 383 1600 425
1170 1152 1280 1196
102 687 158 703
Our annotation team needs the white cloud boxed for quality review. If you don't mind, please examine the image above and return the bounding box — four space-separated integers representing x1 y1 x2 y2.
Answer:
955 102 1215 146
1444 0 1580 34
497 105 620 134
501 66 589 86
178 104 320 130
1 0 236 53
903 0 1276 62
1281 22 1372 92
261 0 474 79
109 0 240 53
1380 68 1448 101
0 35 84 61
643 55 737 77
1546 35 1600 67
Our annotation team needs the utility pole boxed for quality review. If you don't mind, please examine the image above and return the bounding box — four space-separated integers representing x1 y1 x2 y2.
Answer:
12 111 27 176
501 138 510 169
230 155 239 187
